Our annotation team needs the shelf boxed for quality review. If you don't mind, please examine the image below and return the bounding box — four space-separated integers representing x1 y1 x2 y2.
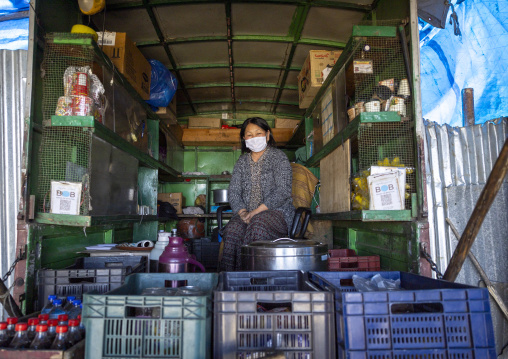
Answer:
35 213 158 227
312 210 412 222
305 112 401 167
177 213 233 218
181 128 294 146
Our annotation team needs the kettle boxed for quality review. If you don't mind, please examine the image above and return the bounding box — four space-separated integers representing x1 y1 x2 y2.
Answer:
158 234 206 275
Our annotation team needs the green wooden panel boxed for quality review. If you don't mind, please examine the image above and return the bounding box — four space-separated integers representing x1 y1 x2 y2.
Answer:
197 151 236 175
313 210 412 221
158 181 207 208
35 213 158 226
352 25 397 37
332 226 348 249
133 221 158 242
49 116 95 127
357 112 401 123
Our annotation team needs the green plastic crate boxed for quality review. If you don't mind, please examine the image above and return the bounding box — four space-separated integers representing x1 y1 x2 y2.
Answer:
83 273 218 359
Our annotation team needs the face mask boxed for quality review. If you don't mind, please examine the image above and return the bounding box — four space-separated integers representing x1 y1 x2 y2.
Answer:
245 136 268 152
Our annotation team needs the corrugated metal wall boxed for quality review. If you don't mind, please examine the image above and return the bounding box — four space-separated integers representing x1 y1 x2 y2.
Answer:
0 50 27 320
425 118 508 355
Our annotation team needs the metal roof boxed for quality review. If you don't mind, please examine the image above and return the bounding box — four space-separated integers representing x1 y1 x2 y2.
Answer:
91 0 376 120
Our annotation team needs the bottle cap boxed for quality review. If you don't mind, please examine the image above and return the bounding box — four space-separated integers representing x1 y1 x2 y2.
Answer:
28 318 39 326
7 317 18 325
53 299 62 305
38 314 49 321
58 314 68 321
36 324 48 332
72 299 82 305
68 319 79 327
0 322 7 330
47 319 58 327
48 294 57 300
15 323 28 331
67 296 76 301
56 325 68 333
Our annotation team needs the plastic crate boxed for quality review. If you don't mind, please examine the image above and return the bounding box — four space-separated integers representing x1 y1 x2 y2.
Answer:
83 273 218 359
309 271 496 359
214 271 336 359
191 238 220 271
0 339 85 358
328 249 380 271
37 255 146 310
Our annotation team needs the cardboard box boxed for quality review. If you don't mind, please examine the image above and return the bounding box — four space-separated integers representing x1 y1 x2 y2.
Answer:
158 192 184 214
275 118 301 129
156 95 177 124
51 181 82 215
188 117 222 129
298 50 343 109
367 172 404 210
97 31 151 100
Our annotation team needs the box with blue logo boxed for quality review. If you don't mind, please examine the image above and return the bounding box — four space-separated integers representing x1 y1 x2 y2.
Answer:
50 180 82 215
367 168 405 210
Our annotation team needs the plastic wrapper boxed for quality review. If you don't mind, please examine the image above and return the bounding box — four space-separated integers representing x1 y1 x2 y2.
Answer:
146 59 177 108
55 96 73 116
352 274 401 292
64 66 92 97
70 95 94 116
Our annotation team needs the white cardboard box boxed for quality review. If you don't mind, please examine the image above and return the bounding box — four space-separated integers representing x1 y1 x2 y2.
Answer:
370 166 406 204
367 172 404 210
50 181 82 215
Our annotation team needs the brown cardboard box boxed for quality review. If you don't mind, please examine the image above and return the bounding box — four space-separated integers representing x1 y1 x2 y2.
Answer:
298 50 342 109
97 31 151 100
156 95 177 124
275 118 301 129
188 117 222 129
158 192 184 214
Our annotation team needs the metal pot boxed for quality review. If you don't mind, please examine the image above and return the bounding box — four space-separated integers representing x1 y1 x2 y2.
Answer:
240 238 328 271
213 189 229 205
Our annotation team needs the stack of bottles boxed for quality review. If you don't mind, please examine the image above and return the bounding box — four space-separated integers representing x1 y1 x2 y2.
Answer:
0 295 85 350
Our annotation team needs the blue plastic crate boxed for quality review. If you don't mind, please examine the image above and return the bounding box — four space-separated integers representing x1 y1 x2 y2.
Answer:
83 273 218 359
309 271 496 359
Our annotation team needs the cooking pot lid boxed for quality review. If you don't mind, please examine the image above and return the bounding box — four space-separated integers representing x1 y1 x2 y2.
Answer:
245 238 325 248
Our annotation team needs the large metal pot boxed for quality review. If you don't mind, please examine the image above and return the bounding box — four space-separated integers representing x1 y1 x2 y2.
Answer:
240 238 328 271
213 189 229 205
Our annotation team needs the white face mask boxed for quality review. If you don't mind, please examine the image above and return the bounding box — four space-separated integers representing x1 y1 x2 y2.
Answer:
245 136 268 152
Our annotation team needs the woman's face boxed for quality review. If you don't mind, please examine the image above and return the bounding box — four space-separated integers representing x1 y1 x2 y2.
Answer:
244 123 269 141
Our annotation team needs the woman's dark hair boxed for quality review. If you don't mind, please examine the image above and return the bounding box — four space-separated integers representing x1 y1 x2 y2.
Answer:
240 117 276 154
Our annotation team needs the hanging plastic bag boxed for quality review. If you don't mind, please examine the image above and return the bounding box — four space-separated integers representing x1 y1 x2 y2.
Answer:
145 59 177 108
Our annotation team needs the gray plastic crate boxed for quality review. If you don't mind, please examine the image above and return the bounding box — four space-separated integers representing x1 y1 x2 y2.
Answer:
214 271 336 359
83 273 218 359
37 255 146 310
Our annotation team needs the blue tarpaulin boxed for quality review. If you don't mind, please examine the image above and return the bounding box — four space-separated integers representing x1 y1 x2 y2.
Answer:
419 0 508 125
0 0 29 50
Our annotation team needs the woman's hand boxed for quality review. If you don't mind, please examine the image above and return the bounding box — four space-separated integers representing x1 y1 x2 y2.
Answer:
240 204 268 224
238 209 250 223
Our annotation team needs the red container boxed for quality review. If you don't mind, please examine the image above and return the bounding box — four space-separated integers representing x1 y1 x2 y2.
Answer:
328 249 380 271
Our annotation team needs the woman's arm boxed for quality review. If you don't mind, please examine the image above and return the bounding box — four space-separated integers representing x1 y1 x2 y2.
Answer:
262 151 293 210
228 157 248 214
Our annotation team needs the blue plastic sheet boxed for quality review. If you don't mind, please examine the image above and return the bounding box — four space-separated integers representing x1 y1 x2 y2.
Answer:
0 0 29 15
419 0 508 126
146 59 178 108
0 17 28 50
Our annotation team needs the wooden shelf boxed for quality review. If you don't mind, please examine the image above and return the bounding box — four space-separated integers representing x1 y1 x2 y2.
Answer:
312 210 412 222
181 128 294 146
35 213 158 227
177 213 233 218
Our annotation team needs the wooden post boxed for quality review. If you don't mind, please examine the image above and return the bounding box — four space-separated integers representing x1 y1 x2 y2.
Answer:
443 138 508 281
462 88 475 126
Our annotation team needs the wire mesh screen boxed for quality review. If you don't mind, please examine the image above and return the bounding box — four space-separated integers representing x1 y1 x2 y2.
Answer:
41 33 95 124
352 33 412 119
358 122 415 210
38 127 93 215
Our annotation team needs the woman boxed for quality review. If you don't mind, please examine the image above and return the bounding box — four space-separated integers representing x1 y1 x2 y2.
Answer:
220 117 295 271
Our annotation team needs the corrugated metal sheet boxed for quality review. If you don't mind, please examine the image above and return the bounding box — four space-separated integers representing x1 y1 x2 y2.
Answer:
0 50 27 320
425 118 508 355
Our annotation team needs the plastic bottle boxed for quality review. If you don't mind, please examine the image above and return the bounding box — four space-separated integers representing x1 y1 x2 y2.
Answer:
41 295 57 314
49 299 66 319
9 323 31 349
47 319 58 340
30 324 51 350
27 318 39 340
77 314 86 337
68 300 82 319
67 319 82 345
38 313 49 324
150 230 171 272
0 322 10 347
63 296 76 311
58 314 69 326
50 325 70 350
6 317 17 340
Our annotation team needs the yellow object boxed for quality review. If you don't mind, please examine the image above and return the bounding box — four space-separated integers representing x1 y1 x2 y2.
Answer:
71 24 98 42
291 163 319 236
78 0 105 15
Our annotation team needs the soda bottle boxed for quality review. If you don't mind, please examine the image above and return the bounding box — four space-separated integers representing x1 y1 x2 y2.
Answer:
38 313 49 324
29 324 51 350
63 296 76 312
58 314 68 326
0 322 10 347
27 318 39 340
67 319 82 345
50 325 70 350
68 300 82 319
48 299 66 319
47 319 58 341
41 295 57 314
6 317 17 340
9 323 31 349
76 314 86 337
